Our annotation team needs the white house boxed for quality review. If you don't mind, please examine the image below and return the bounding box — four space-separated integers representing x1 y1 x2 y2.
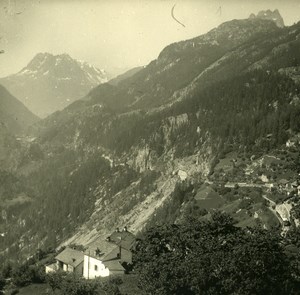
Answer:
83 246 125 278
46 227 136 279
83 228 136 279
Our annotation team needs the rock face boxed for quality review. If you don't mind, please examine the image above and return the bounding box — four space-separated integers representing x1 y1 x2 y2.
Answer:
0 53 108 117
249 9 285 28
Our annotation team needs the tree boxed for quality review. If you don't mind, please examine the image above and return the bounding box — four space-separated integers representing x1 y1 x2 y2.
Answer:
46 271 65 292
133 212 296 295
0 274 5 295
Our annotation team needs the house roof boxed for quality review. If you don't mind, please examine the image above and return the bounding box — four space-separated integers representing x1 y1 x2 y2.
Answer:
109 230 136 250
279 179 289 185
55 248 84 268
84 239 118 261
103 260 125 272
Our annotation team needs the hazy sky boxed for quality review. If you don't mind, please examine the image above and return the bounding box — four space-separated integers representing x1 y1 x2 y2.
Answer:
0 0 300 77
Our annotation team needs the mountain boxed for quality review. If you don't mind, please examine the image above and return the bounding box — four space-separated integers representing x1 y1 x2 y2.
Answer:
0 53 108 117
81 18 280 111
0 84 38 134
3 11 300 271
0 85 38 171
249 9 285 28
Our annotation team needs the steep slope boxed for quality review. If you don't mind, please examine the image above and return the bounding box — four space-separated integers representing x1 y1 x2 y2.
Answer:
0 85 37 189
0 85 38 134
0 53 108 117
108 66 144 86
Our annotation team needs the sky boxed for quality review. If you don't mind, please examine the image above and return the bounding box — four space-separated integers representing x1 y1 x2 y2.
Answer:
0 0 300 78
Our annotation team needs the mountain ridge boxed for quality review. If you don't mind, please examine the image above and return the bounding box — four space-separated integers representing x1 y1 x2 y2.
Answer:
249 9 285 28
0 53 108 117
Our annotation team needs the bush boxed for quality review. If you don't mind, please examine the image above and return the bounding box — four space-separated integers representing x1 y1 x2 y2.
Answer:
46 272 122 295
11 264 45 287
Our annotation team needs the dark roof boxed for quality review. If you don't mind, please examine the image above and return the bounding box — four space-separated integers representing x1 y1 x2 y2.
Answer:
85 240 117 260
109 230 136 250
103 260 125 272
55 248 84 268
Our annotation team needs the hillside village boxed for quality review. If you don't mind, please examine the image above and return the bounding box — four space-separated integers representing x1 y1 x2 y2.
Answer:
204 136 300 232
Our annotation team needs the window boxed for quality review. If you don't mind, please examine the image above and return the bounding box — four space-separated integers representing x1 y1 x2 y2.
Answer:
94 265 98 271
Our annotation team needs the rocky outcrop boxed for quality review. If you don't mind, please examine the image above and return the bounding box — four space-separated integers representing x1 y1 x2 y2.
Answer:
249 9 284 28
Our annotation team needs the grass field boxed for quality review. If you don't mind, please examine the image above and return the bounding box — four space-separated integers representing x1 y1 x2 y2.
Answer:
195 184 225 209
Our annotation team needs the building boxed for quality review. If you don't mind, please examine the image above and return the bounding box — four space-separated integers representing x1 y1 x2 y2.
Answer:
83 227 136 279
45 247 84 275
45 227 136 279
83 246 125 278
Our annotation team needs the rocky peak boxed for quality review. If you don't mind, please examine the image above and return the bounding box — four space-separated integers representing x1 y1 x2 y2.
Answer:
20 52 107 83
1 52 109 117
249 9 285 28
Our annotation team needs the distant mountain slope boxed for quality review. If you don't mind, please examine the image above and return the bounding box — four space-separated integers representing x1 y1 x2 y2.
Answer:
108 66 144 86
0 85 38 171
0 84 38 134
0 53 108 117
83 18 280 111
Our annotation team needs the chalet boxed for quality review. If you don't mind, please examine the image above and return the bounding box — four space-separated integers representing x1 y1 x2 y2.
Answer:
83 227 136 279
45 247 84 275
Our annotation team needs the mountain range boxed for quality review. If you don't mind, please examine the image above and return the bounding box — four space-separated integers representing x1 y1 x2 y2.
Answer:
0 53 108 117
2 10 300 277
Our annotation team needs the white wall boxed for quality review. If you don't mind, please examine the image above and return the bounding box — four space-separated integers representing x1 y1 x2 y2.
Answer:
45 263 57 274
83 255 109 279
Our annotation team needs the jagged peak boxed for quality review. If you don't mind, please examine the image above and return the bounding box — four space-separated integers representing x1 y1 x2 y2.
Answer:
249 9 284 28
18 52 106 80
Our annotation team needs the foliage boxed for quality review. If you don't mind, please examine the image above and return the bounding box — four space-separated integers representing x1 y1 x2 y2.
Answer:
46 272 121 295
133 212 296 295
11 263 45 287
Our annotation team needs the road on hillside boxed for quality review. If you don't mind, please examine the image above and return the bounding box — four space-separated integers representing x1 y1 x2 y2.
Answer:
206 179 291 233
261 194 283 226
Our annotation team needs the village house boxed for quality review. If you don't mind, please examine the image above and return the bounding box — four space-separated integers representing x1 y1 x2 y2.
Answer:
83 227 136 279
45 247 84 275
45 227 136 279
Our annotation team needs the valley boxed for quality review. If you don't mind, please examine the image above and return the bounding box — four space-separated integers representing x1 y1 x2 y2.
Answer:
1 6 300 295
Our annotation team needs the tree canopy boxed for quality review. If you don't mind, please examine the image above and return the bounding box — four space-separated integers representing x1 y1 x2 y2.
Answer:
133 212 299 295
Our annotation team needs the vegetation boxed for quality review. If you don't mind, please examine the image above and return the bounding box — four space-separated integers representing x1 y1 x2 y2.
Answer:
46 272 121 295
133 212 299 295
